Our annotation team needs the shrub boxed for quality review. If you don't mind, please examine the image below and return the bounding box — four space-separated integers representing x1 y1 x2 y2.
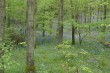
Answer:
56 41 72 49
0 42 18 69
5 27 25 45
56 41 93 73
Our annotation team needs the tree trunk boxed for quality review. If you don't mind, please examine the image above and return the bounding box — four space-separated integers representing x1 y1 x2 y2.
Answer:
26 0 36 73
7 16 11 27
89 9 91 32
0 0 5 73
70 0 75 45
58 0 64 44
103 0 107 32
42 23 45 37
97 7 99 22
78 29 82 45
0 0 5 42
7 1 11 27
84 13 87 23
72 26 75 45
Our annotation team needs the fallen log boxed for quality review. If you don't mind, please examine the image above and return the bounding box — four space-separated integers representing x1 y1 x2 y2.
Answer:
99 40 110 48
90 36 110 48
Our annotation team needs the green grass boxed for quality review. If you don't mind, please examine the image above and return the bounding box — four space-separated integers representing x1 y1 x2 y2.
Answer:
4 38 110 73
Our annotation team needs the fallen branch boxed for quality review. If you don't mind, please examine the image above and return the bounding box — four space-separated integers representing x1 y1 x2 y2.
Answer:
90 36 110 48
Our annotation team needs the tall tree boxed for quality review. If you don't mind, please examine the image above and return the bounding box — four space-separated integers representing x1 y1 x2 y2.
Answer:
0 0 5 42
0 0 5 73
70 0 75 45
26 0 36 73
103 0 107 32
42 23 45 37
58 0 64 44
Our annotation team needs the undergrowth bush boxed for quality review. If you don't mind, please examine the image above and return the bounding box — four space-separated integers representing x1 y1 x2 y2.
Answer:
56 41 110 73
5 27 25 45
56 41 93 73
56 41 72 49
0 41 19 69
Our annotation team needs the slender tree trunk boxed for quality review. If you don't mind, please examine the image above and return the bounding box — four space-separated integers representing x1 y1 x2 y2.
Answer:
101 11 103 21
89 11 91 23
49 12 53 36
96 7 100 29
97 7 99 22
7 16 11 27
78 28 82 45
49 12 53 30
84 13 87 23
72 26 75 45
80 14 83 22
49 19 53 36
103 0 107 19
100 1 103 21
70 0 75 45
42 23 45 37
0 0 5 73
26 0 36 73
58 0 64 44
89 7 91 32
0 0 5 41
103 0 107 32
7 1 11 27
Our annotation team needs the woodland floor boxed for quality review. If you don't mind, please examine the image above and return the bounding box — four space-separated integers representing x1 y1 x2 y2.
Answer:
4 24 110 73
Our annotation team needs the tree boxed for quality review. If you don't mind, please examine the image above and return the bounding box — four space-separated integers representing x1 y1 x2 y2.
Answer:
103 0 107 32
70 0 75 45
26 0 36 73
0 0 5 73
58 0 64 44
36 0 57 37
0 0 5 42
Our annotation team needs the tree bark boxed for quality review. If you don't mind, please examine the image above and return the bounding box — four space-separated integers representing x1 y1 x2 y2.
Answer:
58 0 64 44
0 0 5 73
72 25 75 45
70 0 75 45
42 23 45 37
7 1 11 27
26 0 36 73
0 0 5 42
7 16 11 27
97 7 99 22
84 13 87 23
103 0 107 32
89 7 92 32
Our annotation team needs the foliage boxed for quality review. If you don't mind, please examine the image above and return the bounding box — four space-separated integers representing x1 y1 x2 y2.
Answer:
56 41 72 49
6 0 26 25
3 40 110 73
5 27 25 45
56 41 110 73
2 0 110 73
0 41 19 69
56 41 91 73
